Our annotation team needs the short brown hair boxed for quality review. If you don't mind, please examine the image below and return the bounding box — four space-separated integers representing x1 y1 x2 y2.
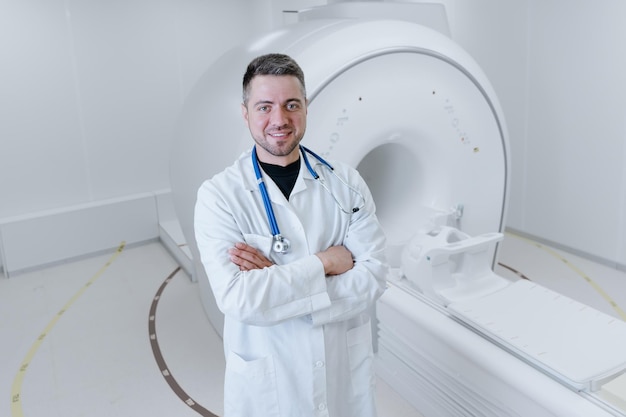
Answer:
242 53 306 105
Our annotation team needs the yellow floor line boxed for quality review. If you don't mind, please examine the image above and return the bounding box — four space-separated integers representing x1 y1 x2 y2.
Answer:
506 232 626 321
10 242 126 417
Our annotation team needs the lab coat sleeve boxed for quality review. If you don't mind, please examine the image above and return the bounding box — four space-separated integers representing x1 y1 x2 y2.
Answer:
194 179 332 326
309 170 389 327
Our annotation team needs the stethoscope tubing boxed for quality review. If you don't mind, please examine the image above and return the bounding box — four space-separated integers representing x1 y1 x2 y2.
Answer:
300 145 333 178
252 145 329 237
251 147 282 238
251 144 363 253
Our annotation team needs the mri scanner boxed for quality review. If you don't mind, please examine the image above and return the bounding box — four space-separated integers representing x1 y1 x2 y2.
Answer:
170 3 626 416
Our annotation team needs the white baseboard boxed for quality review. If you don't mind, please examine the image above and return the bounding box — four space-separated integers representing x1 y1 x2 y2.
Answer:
0 191 187 278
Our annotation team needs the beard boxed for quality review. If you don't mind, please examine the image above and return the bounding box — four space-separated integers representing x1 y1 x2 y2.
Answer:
252 129 304 158
255 139 299 157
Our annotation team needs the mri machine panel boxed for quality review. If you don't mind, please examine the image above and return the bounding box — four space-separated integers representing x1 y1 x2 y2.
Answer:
304 51 507 265
169 6 626 416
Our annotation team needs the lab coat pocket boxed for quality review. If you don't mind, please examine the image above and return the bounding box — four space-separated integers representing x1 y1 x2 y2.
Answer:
224 351 280 417
243 233 273 259
346 318 376 397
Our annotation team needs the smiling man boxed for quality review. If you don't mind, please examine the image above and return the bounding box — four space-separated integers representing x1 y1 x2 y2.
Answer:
242 65 307 164
194 53 389 417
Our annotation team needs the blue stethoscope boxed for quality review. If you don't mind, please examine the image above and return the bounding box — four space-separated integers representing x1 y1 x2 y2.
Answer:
252 144 365 254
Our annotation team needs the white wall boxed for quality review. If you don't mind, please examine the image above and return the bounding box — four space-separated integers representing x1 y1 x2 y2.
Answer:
521 1 626 268
0 0 263 220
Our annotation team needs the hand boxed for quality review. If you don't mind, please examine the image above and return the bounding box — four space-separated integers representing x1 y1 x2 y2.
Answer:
228 242 274 271
315 245 354 276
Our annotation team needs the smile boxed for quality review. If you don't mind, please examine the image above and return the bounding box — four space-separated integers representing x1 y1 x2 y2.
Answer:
268 131 290 138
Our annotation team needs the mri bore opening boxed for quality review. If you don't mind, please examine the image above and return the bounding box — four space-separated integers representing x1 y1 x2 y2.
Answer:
357 142 424 265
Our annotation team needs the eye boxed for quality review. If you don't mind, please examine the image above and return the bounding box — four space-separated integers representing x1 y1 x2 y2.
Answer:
257 105 270 113
286 102 301 111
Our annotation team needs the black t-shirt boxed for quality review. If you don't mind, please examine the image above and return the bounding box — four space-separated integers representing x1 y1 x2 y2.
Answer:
259 158 300 200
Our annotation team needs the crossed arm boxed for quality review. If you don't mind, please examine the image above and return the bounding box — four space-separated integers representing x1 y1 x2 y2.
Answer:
228 242 355 276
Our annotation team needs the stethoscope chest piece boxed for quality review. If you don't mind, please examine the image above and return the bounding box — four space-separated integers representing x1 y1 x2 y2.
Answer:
272 235 290 254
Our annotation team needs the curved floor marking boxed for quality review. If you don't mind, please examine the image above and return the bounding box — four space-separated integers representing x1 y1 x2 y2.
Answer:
148 267 219 417
11 242 126 417
506 232 626 321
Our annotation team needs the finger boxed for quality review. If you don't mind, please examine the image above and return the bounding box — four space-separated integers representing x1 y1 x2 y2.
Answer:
229 250 272 270
229 253 254 270
230 245 272 268
234 242 258 254
230 247 260 264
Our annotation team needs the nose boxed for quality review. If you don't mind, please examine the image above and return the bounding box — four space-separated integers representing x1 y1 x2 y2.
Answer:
270 106 289 127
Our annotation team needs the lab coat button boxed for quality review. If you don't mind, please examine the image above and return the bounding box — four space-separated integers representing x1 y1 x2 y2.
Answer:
315 360 324 368
318 403 327 411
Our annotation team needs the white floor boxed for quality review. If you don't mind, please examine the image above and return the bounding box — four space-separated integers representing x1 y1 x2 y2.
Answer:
1 231 625 417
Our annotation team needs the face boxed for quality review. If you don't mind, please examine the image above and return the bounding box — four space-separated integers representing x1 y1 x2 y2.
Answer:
242 74 307 166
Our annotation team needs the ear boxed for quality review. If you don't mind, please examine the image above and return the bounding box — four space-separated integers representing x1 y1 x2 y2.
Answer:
241 103 249 125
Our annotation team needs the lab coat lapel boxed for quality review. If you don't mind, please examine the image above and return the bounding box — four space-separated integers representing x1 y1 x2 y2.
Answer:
290 150 315 198
240 150 258 193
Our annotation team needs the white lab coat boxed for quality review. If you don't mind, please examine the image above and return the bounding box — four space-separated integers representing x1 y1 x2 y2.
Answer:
194 148 388 417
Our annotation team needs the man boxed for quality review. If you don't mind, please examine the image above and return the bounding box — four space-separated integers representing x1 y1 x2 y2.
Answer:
194 53 388 417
